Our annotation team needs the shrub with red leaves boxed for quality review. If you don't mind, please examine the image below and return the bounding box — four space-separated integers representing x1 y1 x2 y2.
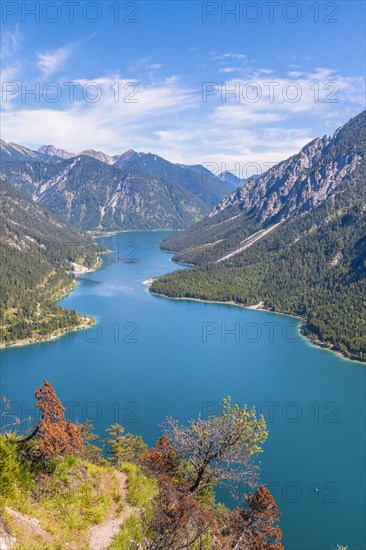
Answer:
34 380 82 460
228 485 283 549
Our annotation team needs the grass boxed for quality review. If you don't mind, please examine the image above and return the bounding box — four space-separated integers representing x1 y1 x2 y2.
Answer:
107 462 157 549
0 436 159 549
108 514 144 549
120 462 156 513
0 436 32 500
0 436 121 549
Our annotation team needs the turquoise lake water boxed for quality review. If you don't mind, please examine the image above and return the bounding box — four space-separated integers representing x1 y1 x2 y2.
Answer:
1 231 365 549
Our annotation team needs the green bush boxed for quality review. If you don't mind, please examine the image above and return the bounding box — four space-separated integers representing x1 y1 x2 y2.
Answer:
0 437 21 499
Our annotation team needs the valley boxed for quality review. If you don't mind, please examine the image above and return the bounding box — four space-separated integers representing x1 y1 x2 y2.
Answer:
1 3 365 548
1 231 365 550
150 111 366 361
1 112 365 550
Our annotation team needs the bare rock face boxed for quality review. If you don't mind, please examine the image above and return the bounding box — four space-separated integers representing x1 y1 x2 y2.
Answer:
2 143 230 231
210 129 362 224
38 144 75 159
80 149 115 165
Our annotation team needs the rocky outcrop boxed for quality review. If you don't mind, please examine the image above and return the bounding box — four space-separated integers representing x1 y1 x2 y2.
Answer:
80 149 115 164
210 133 362 224
38 144 75 159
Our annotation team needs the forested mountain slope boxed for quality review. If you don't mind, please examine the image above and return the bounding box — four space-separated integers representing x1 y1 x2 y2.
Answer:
151 111 366 360
34 155 214 231
0 182 100 345
1 142 233 231
114 150 234 205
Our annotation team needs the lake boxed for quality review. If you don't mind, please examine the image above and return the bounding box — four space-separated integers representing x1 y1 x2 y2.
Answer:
1 231 365 550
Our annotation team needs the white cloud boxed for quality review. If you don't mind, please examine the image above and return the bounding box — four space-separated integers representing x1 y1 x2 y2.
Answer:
218 67 242 74
1 26 20 59
128 57 163 75
1 74 198 154
1 59 364 170
288 71 303 78
211 52 246 61
37 44 73 77
256 68 274 75
1 26 21 107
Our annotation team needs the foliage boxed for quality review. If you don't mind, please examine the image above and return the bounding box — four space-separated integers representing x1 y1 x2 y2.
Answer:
0 387 282 549
140 398 280 549
0 181 99 345
145 474 214 550
0 436 21 499
108 513 145 549
33 380 83 461
228 486 283 549
80 419 105 464
144 435 182 477
106 423 148 465
163 397 267 495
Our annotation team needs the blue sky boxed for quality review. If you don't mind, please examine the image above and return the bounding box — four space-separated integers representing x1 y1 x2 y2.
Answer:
1 0 365 175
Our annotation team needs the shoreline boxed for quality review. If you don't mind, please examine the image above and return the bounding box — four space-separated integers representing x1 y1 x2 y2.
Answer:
0 256 103 350
90 228 181 238
145 280 364 365
69 255 103 276
0 319 94 350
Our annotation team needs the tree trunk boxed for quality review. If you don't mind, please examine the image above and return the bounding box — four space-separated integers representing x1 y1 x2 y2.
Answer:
189 467 205 492
14 425 39 444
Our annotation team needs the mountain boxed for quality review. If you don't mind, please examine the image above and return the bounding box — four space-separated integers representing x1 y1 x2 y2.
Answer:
151 111 366 361
38 144 75 159
0 181 100 345
1 142 232 231
31 155 217 231
218 170 262 189
1 140 53 163
162 110 365 264
114 150 234 206
1 141 64 196
178 164 237 194
80 149 115 164
218 170 245 187
39 144 115 163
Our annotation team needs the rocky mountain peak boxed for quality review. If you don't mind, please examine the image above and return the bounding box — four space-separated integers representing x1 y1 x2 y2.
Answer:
38 145 75 159
80 149 115 165
210 111 365 223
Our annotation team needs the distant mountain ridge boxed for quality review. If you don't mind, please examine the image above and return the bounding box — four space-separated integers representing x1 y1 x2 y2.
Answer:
162 111 365 264
79 149 116 164
38 144 76 159
218 170 246 187
1 140 54 163
1 141 235 231
211 131 361 222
